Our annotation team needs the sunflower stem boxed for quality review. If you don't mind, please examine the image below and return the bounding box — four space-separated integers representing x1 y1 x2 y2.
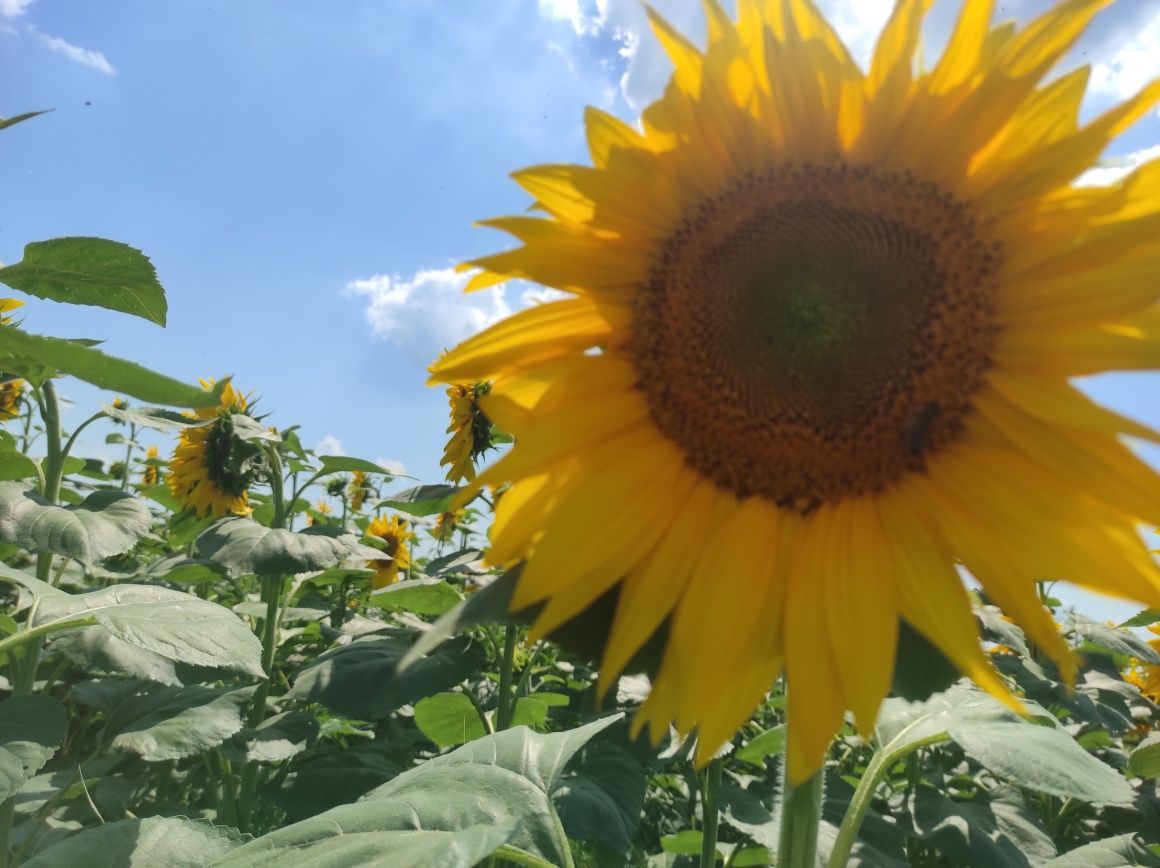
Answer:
496 624 518 730
700 756 723 866
777 768 823 868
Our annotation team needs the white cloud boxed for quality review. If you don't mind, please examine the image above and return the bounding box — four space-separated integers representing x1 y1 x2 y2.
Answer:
538 0 603 36
33 27 116 75
344 267 511 365
520 285 568 306
817 0 893 68
315 434 345 456
1075 144 1160 187
0 0 35 18
375 457 408 476
1091 10 1160 103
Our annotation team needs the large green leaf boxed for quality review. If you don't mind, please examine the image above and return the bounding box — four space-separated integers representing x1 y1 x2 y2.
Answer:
193 517 381 577
876 685 1134 804
211 822 518 868
0 696 67 801
0 439 39 482
1073 615 1160 664
102 404 205 431
0 237 167 325
34 584 264 677
413 693 487 749
371 577 463 616
226 716 619 867
1044 835 1160 867
553 737 646 857
76 682 257 761
379 484 463 517
24 816 248 868
222 711 320 764
0 109 51 131
0 483 151 565
288 634 484 719
1129 733 1160 780
51 627 221 686
0 327 224 407
316 455 393 476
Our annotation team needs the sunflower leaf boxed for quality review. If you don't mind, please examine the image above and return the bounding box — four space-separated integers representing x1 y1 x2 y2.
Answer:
23 817 249 868
371 577 463 616
316 455 392 476
0 109 52 131
192 517 382 577
0 326 226 407
34 584 264 677
0 237 167 325
378 484 463 517
413 692 487 749
0 695 68 801
1043 834 1160 867
0 482 152 565
1072 615 1160 664
1128 733 1160 780
102 404 206 431
1119 608 1160 629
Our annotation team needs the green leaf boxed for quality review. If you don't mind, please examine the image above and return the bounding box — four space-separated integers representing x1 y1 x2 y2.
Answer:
327 716 621 865
0 696 68 801
275 747 400 823
0 109 52 131
34 584 264 677
736 724 786 769
379 484 463 517
1072 615 1160 664
222 711 320 764
288 635 485 719
50 627 218 686
509 693 570 730
371 577 464 616
0 237 167 325
424 548 484 577
102 404 204 431
227 414 280 443
24 816 248 868
0 438 39 481
193 517 381 577
1044 835 1160 867
1119 608 1160 629
0 482 152 565
211 822 518 868
0 327 225 407
413 692 486 749
554 736 646 857
1129 733 1160 780
317 456 393 476
90 683 257 761
661 831 711 857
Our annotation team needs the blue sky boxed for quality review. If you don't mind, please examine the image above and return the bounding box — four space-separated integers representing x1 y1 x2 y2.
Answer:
3 0 1159 620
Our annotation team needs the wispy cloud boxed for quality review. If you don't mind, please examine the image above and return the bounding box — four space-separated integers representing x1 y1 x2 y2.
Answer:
344 267 512 366
0 0 35 18
1075 144 1160 187
32 26 116 75
1090 9 1160 107
314 434 345 456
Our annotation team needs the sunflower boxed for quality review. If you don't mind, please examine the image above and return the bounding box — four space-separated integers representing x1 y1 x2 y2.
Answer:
349 470 370 512
430 0 1160 783
0 298 24 326
308 499 333 527
367 514 415 588
1125 625 1160 704
0 378 23 420
432 508 466 543
169 379 254 518
440 381 493 484
140 444 162 486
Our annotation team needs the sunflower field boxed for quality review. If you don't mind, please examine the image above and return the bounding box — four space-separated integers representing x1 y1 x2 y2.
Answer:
5 1 1160 866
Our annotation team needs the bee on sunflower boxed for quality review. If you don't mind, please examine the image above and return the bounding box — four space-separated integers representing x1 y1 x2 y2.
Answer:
367 514 415 588
440 381 493 484
430 0 1160 783
169 379 258 518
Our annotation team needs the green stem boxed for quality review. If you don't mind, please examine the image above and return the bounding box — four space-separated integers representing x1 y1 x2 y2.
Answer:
120 422 137 491
700 756 723 866
777 769 823 868
496 624 518 730
825 732 950 868
491 845 558 868
548 800 576 868
59 411 104 468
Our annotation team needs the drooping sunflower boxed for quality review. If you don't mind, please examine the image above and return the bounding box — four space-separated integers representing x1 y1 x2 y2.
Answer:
1125 625 1160 704
431 508 466 543
440 381 493 484
308 499 334 527
169 379 255 518
0 378 23 420
349 470 370 512
140 444 162 486
367 514 415 588
430 0 1160 783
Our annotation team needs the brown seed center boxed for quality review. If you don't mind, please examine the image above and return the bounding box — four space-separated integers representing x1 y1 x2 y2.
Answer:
630 163 1001 510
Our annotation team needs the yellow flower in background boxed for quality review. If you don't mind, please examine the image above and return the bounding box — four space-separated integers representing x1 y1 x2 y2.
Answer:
1125 625 1160 704
169 379 253 517
432 508 466 543
0 298 24 326
0 379 23 420
440 381 492 484
350 470 370 511
430 0 1160 783
367 514 415 588
308 499 333 527
140 444 162 486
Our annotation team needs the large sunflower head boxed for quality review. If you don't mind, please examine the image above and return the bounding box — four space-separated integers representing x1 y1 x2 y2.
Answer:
169 379 256 518
367 514 416 588
430 0 1160 783
440 380 493 484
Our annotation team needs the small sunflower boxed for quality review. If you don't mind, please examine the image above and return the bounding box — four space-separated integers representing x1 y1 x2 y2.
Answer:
308 499 333 527
0 378 24 420
140 444 162 486
431 508 466 543
350 470 370 512
367 514 415 588
169 379 255 518
1125 625 1160 704
440 381 493 484
0 298 24 326
430 0 1160 783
